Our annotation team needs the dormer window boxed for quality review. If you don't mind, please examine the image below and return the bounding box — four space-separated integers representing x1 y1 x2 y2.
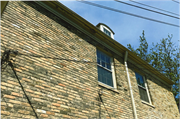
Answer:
96 23 115 39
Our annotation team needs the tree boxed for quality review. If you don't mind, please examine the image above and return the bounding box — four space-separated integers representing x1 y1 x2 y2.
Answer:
127 30 150 62
127 31 179 108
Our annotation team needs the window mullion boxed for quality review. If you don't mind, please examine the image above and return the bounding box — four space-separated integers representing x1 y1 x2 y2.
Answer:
97 64 112 72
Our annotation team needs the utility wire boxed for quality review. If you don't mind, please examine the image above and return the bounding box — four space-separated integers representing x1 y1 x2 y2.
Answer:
17 52 178 71
1 51 173 92
172 0 180 4
98 89 111 119
130 0 180 16
9 61 39 119
115 0 180 19
78 1 180 27
1 50 39 119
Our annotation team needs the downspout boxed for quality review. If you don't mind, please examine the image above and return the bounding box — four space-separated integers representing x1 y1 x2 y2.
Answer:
124 51 137 119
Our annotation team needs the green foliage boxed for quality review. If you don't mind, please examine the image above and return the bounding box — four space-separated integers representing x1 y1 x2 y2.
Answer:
127 31 179 108
127 30 150 62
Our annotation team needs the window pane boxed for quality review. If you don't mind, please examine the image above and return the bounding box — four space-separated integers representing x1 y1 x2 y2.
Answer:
139 87 149 103
98 66 102 82
107 71 113 87
106 64 111 70
97 66 113 87
101 53 105 61
102 61 105 67
103 28 111 37
97 50 100 58
97 59 100 65
135 73 145 87
106 56 110 64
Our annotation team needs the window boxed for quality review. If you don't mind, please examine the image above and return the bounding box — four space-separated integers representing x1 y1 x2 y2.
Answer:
97 50 114 87
135 72 151 103
103 28 111 37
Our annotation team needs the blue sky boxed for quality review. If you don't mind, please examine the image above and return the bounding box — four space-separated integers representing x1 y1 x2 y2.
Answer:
59 0 179 50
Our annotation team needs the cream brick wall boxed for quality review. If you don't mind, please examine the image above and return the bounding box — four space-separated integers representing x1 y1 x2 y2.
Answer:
1 1 179 119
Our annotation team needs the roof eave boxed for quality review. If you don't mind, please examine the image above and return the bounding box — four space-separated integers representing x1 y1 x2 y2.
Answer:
40 1 174 85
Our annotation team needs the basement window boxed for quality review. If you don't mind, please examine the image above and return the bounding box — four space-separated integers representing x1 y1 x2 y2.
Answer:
97 49 116 88
135 72 152 104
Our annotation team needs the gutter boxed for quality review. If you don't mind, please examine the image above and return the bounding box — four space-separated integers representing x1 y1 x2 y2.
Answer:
124 51 137 119
37 1 173 85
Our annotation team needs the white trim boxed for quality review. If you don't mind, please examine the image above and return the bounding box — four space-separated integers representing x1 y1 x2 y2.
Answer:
97 64 112 72
141 100 155 108
143 76 152 105
136 73 152 104
98 82 119 93
97 49 116 88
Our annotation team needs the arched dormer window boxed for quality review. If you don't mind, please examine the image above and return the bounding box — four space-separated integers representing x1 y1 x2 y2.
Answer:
96 23 115 39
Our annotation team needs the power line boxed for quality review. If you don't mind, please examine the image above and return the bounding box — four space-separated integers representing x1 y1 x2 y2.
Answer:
17 52 178 70
1 47 177 73
172 0 180 4
115 0 180 19
1 50 175 91
78 0 180 27
1 50 39 119
129 0 180 16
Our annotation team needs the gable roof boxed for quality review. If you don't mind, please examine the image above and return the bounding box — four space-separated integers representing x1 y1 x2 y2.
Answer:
35 1 174 86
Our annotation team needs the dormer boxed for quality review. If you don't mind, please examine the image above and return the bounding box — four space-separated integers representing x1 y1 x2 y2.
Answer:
96 23 115 39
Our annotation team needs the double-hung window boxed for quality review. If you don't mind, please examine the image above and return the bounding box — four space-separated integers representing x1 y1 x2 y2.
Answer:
135 72 151 103
97 50 114 87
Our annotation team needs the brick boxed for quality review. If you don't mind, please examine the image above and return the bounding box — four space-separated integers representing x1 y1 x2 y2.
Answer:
25 89 34 93
18 110 30 114
1 111 10 115
61 104 69 109
40 114 48 118
52 103 60 107
62 115 71 118
46 111 55 115
1 106 5 110
35 85 45 89
21 102 30 107
22 78 31 82
14 68 22 72
4 95 16 99
58 83 65 87
8 100 21 104
7 80 19 86
1 82 14 88
11 92 23 97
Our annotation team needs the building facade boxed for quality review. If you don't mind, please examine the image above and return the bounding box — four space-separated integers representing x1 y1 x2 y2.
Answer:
1 1 179 119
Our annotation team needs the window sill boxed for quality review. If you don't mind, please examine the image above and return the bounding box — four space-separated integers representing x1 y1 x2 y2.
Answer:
141 100 155 108
98 82 119 93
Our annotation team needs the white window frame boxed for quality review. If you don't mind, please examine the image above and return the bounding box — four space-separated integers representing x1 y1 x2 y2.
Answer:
99 25 114 39
136 73 152 104
97 49 117 89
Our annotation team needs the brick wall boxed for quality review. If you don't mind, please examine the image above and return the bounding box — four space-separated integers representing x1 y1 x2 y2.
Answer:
1 1 179 119
128 62 179 119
